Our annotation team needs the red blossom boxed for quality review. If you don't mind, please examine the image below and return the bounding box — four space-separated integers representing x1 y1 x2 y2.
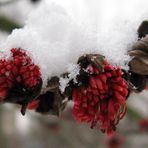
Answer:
139 119 148 132
72 62 128 135
0 48 41 100
27 100 40 110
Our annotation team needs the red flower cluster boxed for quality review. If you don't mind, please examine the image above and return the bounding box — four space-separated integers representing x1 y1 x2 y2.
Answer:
139 119 148 132
72 62 128 134
0 48 41 100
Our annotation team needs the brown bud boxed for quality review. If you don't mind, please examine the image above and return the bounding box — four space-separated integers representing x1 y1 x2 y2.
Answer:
138 20 148 38
129 56 148 75
78 54 105 72
37 77 67 116
129 35 148 75
131 36 148 54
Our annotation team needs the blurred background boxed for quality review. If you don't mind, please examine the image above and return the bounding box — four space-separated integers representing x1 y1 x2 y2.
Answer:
0 0 148 148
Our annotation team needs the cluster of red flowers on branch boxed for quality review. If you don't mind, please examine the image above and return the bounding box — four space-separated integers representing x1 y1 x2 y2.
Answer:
138 119 148 132
0 20 147 136
0 48 41 106
11 48 41 88
72 60 128 134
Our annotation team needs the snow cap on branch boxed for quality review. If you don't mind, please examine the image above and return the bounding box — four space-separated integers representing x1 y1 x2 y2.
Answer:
1 0 148 88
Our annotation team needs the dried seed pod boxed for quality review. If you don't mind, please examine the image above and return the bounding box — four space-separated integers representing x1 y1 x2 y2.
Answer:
78 54 105 71
138 20 148 39
130 36 148 55
127 21 148 92
128 72 147 92
27 77 67 116
129 22 148 75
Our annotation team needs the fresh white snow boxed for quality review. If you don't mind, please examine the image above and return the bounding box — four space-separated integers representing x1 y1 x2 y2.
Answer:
0 0 148 89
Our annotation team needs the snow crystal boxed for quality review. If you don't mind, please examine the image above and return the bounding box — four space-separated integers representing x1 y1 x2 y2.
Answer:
67 64 80 84
59 77 69 93
59 64 80 93
0 0 148 88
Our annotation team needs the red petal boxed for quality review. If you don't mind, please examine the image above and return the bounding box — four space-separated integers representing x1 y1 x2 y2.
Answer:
115 92 125 104
112 84 123 92
99 74 107 83
90 77 97 89
96 79 103 90
0 89 8 99
27 100 39 110
108 99 115 120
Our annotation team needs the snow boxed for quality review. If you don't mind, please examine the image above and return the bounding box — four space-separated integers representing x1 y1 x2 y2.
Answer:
0 0 148 89
59 64 80 93
59 77 69 93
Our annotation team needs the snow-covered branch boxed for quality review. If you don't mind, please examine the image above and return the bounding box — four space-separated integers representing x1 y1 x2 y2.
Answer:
0 0 148 135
